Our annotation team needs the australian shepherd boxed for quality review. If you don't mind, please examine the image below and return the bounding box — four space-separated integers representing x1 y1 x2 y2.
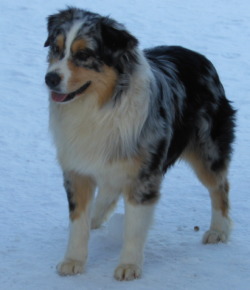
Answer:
44 7 236 281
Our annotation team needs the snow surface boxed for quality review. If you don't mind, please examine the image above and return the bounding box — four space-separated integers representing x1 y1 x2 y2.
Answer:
0 0 250 289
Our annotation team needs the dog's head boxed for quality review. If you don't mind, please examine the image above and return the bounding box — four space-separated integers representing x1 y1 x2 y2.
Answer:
44 7 138 105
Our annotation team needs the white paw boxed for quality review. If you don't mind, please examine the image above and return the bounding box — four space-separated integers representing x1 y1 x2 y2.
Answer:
202 230 229 244
114 264 141 281
56 259 84 276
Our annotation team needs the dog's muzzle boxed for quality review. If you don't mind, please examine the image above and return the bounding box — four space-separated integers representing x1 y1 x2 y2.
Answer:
45 71 91 103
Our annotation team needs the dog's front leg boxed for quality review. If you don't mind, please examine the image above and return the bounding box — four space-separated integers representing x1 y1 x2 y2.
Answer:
114 173 160 281
114 199 156 281
57 171 95 276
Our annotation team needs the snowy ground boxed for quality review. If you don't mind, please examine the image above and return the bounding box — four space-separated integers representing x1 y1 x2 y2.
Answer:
0 0 250 289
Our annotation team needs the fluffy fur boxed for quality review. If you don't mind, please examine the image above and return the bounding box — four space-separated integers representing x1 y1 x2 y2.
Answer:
44 7 236 281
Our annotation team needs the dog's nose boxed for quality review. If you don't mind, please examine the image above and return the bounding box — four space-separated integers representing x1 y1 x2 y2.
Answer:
45 72 61 89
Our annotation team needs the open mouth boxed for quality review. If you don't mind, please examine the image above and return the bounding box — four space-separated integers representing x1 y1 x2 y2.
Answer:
51 81 91 103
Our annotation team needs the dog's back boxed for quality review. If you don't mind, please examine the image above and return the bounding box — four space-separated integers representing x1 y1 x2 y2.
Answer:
144 45 235 171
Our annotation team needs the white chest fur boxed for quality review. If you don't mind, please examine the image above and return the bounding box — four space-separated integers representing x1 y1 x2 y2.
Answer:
49 90 148 179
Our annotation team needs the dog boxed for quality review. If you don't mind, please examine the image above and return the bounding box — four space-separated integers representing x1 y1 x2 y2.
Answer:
44 7 236 281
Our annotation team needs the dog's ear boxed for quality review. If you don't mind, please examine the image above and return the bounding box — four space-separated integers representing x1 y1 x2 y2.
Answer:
44 15 55 47
44 36 51 47
100 17 138 52
44 12 62 47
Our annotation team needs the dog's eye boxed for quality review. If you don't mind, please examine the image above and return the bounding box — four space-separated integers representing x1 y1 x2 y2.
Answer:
75 51 90 61
52 45 60 55
74 50 94 62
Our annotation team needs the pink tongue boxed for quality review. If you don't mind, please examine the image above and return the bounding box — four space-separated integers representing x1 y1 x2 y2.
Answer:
51 91 68 102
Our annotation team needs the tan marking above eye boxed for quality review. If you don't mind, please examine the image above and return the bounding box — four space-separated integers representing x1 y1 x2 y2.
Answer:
48 34 65 64
71 39 88 54
56 34 65 52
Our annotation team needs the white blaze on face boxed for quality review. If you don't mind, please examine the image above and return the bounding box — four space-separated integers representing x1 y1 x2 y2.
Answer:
47 21 84 93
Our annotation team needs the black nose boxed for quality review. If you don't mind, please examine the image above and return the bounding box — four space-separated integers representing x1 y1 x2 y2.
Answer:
45 72 61 89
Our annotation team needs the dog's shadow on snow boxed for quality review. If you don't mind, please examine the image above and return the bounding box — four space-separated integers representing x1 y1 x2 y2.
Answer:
88 213 124 268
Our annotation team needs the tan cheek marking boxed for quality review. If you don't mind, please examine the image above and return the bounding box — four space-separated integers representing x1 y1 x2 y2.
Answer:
67 61 91 91
95 65 118 107
67 61 118 106
71 39 88 54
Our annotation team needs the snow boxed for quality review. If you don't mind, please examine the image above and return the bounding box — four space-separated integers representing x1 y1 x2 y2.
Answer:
0 0 250 289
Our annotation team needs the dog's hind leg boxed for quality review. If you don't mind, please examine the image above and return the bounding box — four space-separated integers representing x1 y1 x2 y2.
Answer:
183 150 231 243
182 89 235 244
57 171 96 275
91 183 120 229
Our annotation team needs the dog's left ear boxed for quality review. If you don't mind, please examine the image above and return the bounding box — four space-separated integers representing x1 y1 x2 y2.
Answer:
44 13 60 47
100 17 138 52
44 36 51 47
